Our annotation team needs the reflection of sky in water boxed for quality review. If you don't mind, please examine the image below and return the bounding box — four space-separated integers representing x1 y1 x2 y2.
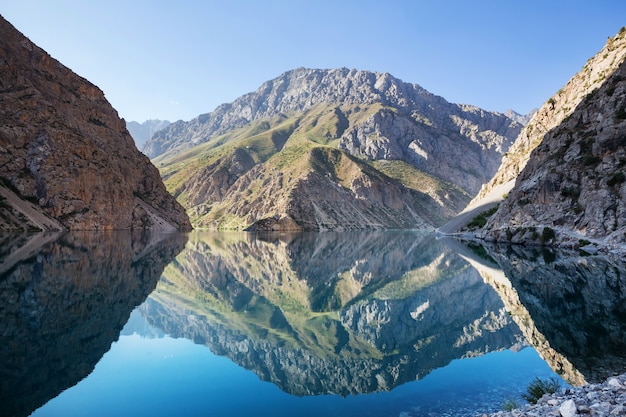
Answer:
32 310 562 417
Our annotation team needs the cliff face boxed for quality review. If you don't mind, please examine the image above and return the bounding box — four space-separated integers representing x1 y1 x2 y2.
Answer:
0 231 188 417
0 16 191 231
481 28 626 245
151 68 521 230
472 28 626 206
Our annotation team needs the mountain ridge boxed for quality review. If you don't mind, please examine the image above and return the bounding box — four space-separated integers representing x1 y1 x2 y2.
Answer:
145 68 521 164
150 68 522 230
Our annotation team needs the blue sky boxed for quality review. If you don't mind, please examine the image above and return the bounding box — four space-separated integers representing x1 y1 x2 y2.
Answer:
3 1 625 122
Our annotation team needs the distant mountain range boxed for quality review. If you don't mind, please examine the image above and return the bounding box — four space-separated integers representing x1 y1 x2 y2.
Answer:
126 119 171 150
146 67 522 230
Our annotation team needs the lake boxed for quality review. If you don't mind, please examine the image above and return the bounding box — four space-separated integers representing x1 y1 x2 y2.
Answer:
1 231 625 417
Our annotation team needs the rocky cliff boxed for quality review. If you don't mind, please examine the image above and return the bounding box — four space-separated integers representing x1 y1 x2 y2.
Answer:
0 16 191 231
0 231 188 417
150 68 521 230
472 29 626 207
479 28 626 245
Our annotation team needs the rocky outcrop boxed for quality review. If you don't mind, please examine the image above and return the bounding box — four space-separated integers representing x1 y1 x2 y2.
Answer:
480 28 626 245
0 231 188 417
0 16 191 231
473 28 626 207
140 231 523 396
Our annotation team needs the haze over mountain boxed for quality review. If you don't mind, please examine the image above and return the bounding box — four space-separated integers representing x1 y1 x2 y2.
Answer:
0 16 190 231
126 119 170 150
149 68 522 231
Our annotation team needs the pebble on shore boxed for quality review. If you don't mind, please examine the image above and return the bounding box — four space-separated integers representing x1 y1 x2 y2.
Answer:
482 373 626 417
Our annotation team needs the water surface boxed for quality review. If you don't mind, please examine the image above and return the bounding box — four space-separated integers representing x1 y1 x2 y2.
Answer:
1 231 624 417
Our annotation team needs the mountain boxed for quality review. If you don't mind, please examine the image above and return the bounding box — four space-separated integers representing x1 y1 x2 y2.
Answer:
503 109 536 126
126 119 171 150
148 68 522 230
0 16 191 231
475 27 626 246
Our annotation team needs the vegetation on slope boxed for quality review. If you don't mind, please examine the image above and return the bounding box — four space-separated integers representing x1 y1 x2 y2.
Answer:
155 103 473 230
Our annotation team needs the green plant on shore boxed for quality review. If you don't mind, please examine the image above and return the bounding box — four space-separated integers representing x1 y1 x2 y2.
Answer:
501 399 519 411
541 227 556 244
522 377 560 404
465 205 499 230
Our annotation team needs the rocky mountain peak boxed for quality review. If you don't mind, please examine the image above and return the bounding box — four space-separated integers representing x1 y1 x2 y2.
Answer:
143 67 520 162
0 16 191 231
151 66 522 230
503 109 536 126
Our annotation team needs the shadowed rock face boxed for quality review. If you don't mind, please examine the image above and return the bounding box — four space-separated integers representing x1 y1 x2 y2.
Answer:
477 28 626 245
0 16 191 231
139 232 523 396
0 231 188 417
480 243 626 383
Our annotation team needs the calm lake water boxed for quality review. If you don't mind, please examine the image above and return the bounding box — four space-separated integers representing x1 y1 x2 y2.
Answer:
1 231 625 417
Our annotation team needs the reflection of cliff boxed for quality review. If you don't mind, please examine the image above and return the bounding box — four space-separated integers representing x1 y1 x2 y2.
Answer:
458 240 626 384
444 238 587 386
0 231 188 417
143 231 524 396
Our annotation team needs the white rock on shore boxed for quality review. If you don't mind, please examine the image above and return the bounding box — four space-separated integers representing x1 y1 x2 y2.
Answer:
482 373 626 417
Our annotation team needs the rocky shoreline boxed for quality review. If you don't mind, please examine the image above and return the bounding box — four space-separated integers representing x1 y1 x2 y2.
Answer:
481 373 626 417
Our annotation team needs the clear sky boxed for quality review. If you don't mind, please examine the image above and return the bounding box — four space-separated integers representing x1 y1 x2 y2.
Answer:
3 1 625 123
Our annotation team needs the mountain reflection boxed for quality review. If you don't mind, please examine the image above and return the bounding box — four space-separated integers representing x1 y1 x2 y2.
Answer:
141 231 524 396
0 231 188 417
469 243 626 385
